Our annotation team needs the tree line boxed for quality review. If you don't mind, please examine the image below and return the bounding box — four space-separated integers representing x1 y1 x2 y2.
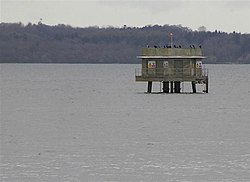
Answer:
0 23 249 64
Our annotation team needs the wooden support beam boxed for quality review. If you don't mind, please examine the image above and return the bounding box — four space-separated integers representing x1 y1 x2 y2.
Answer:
147 81 152 93
205 78 208 93
174 81 181 93
170 81 174 93
192 81 196 93
163 81 169 93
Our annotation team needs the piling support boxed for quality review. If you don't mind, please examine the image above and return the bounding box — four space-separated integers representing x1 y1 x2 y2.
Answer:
174 81 181 93
205 78 208 93
163 81 169 93
170 81 174 93
147 81 152 93
192 81 196 93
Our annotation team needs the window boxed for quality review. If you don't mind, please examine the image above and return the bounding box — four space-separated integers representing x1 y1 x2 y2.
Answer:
148 61 156 68
163 61 169 68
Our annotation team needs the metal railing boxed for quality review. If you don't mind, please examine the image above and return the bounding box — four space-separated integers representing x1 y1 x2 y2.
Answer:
135 68 208 78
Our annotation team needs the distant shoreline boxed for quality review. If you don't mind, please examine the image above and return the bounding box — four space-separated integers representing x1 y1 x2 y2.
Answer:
1 23 249 64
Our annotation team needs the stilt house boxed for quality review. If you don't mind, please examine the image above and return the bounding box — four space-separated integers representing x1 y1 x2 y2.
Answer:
135 47 208 93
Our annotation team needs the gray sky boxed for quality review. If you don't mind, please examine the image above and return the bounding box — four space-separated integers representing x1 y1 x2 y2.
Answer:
1 0 250 33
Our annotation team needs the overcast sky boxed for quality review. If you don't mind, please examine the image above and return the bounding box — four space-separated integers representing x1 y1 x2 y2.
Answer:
1 0 250 33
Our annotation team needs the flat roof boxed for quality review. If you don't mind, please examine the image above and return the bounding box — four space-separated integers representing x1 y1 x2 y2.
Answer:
137 56 206 59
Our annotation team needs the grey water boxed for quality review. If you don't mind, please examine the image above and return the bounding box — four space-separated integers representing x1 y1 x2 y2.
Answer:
0 64 249 181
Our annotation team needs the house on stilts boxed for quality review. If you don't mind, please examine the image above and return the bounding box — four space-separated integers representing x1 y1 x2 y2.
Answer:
135 46 208 93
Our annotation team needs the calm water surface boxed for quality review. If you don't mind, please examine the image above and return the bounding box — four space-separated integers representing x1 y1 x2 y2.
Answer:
1 64 249 181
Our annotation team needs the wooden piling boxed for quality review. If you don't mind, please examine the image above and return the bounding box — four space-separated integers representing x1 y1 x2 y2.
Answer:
192 81 196 93
147 81 152 93
205 78 208 93
174 81 181 93
170 81 174 93
163 81 169 93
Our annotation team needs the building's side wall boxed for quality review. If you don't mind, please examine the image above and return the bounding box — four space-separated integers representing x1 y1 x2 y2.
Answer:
136 48 207 82
142 58 197 77
142 59 148 76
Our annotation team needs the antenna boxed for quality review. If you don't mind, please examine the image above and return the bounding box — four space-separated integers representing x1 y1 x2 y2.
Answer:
169 32 173 48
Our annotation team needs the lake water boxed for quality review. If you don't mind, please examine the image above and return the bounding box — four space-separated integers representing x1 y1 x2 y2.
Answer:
0 64 249 181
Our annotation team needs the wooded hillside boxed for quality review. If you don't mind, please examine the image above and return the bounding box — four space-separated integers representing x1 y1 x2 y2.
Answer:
0 23 249 64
